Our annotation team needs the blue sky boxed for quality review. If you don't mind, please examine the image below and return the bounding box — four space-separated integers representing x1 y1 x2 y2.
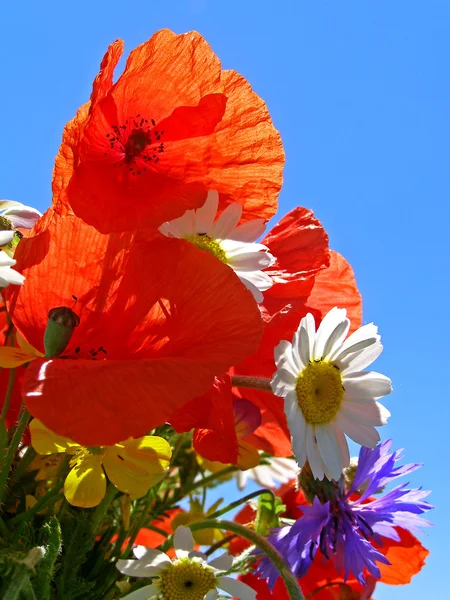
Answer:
1 1 448 597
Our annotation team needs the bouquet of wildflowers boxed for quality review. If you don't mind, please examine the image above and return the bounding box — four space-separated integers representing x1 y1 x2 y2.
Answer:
0 29 431 600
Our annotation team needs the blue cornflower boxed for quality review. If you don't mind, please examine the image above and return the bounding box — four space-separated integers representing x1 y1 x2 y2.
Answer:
257 439 432 588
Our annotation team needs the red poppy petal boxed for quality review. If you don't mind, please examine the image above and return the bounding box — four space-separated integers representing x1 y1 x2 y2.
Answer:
263 207 330 307
171 376 239 465
6 212 263 445
59 29 284 233
376 528 429 585
307 251 362 333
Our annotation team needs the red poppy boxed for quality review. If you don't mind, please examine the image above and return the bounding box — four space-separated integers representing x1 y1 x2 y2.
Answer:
54 29 285 234
4 210 263 446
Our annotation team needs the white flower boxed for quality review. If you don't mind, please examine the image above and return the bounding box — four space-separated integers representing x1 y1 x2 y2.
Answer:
271 307 392 481
116 525 256 600
237 457 300 490
159 191 275 303
0 232 25 288
0 200 42 230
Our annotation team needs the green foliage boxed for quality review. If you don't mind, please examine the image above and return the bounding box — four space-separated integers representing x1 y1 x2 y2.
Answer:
255 492 285 536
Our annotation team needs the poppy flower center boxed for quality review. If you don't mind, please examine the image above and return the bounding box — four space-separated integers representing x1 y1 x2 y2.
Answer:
104 114 165 174
187 234 228 263
295 361 344 424
159 559 216 600
125 129 151 158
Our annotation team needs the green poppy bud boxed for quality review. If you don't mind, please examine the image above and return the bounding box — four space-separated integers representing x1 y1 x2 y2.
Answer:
44 307 80 358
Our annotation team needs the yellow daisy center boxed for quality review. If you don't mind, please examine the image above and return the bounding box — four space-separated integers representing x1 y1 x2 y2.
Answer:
295 361 344 424
159 559 216 600
187 234 227 263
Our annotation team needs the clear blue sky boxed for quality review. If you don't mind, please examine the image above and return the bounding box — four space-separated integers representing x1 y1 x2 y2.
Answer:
1 1 448 598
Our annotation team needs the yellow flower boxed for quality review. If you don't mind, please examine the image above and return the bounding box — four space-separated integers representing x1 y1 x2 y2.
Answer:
0 332 43 367
29 420 172 508
171 498 224 545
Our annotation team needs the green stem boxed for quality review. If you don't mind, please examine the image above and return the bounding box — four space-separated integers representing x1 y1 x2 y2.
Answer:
91 483 118 533
0 368 16 422
2 566 32 600
183 465 237 494
189 519 305 600
11 446 37 483
207 489 275 521
205 534 235 556
0 407 30 508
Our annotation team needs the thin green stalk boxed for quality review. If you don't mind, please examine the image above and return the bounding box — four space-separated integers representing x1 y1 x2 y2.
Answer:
205 534 235 556
207 489 275 520
91 483 118 533
11 446 37 483
2 566 31 600
183 465 237 494
0 407 30 507
0 368 16 422
189 519 305 600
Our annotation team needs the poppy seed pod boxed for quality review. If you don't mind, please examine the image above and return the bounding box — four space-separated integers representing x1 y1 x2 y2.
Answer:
44 307 80 358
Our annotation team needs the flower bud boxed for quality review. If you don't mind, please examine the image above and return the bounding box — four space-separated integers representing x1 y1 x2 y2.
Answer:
44 307 80 358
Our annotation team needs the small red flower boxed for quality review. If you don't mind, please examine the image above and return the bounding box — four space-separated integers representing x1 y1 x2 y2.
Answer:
4 210 263 445
170 376 262 469
54 30 285 233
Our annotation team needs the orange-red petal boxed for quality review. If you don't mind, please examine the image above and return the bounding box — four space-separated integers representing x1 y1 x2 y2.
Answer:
58 30 284 233
262 207 330 315
375 528 429 585
308 250 362 332
5 212 262 445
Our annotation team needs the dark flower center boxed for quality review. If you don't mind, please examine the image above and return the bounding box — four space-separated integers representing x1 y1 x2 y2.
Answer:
103 114 165 175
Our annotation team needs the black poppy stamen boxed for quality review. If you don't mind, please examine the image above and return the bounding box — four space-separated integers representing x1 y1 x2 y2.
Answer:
102 114 166 174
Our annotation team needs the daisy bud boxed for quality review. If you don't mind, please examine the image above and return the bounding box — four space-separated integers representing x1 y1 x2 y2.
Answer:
44 307 80 358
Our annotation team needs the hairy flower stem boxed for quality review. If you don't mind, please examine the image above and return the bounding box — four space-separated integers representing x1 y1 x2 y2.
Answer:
0 407 30 508
231 375 272 392
189 519 305 600
0 368 16 423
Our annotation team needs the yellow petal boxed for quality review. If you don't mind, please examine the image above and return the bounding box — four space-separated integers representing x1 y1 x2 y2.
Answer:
237 440 261 470
16 333 43 357
64 457 106 508
0 346 35 368
30 419 78 455
102 436 171 499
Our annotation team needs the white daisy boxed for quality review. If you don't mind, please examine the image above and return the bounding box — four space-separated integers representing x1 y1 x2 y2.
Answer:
237 457 300 490
159 190 275 303
116 525 256 600
271 307 392 482
0 232 25 288
0 200 41 258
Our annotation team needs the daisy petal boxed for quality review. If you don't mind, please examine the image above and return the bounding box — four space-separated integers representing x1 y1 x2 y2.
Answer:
314 307 347 360
315 424 342 481
173 525 195 559
338 343 383 374
341 398 391 427
121 584 160 600
132 546 172 569
211 203 243 238
230 218 266 242
116 559 164 578
207 552 233 571
336 412 380 447
196 190 219 233
344 372 392 399
306 424 325 480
